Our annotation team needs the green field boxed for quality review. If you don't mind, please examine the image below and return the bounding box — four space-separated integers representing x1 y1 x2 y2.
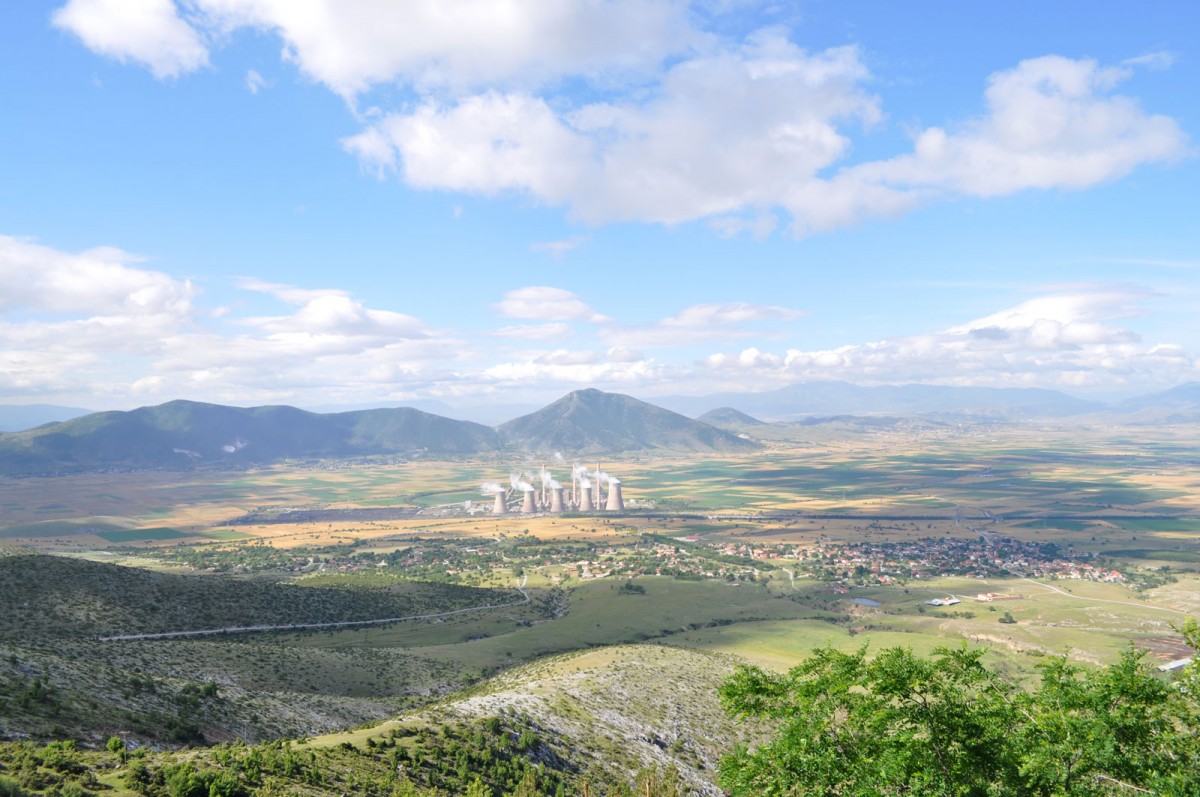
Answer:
96 526 188 542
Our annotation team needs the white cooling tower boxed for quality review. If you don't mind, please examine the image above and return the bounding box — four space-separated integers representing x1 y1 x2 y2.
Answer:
605 481 624 511
492 492 507 514
579 485 594 512
521 489 536 514
550 486 565 513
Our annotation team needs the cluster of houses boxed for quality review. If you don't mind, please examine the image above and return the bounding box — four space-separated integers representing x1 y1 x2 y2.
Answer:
698 534 1127 589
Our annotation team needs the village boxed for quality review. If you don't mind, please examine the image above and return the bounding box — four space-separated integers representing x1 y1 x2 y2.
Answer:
153 526 1133 594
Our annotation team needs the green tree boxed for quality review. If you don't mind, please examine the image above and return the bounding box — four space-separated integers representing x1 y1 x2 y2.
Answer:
465 777 493 797
719 642 1200 796
106 736 127 765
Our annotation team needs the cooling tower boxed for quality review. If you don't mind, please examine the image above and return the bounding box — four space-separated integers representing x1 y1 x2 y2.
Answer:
550 486 565 513
579 485 594 512
605 481 624 511
521 489 536 514
492 492 507 514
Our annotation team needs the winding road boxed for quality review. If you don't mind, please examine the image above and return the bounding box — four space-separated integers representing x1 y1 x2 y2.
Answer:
97 576 530 641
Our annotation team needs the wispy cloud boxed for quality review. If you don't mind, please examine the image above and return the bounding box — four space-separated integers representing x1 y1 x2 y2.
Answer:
244 68 270 94
530 235 589 259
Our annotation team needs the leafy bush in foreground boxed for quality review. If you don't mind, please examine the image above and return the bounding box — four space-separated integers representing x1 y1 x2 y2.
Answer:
720 622 1200 796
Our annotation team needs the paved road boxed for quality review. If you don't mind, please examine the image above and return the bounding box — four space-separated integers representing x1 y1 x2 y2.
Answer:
98 576 530 641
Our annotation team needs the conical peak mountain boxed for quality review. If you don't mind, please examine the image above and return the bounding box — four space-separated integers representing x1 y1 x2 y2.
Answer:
499 389 757 455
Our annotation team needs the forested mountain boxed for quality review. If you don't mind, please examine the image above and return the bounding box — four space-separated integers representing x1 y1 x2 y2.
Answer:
499 389 758 454
0 400 501 474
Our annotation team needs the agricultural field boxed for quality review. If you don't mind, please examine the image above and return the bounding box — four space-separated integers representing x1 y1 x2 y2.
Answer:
0 421 1197 780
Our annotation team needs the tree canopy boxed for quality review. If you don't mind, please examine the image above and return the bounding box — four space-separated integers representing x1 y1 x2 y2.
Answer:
719 621 1200 796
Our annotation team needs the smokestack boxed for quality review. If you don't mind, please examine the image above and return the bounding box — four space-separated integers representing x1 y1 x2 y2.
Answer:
550 486 565 513
606 480 624 511
579 485 594 512
493 492 507 514
521 489 536 514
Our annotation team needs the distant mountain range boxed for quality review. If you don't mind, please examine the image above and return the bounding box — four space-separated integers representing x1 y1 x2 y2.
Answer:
1113 383 1200 423
2 382 1198 474
0 390 753 474
654 380 1107 420
0 403 93 432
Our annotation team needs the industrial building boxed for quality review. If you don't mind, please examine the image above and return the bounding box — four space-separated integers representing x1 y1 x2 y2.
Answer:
481 464 626 514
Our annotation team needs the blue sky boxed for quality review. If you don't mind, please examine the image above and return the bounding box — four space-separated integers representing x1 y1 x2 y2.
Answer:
1 0 1197 412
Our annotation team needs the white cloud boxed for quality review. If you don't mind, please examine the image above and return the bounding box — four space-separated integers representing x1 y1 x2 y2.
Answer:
607 346 645 363
661 302 803 327
0 236 197 396
345 45 1187 235
160 0 694 96
483 357 664 388
492 323 574 341
348 33 880 226
56 3 1188 237
53 0 209 79
344 91 593 197
840 56 1188 206
242 293 429 339
603 300 803 348
0 236 467 403
530 236 589 259
4 235 1197 404
494 286 609 323
244 68 269 93
538 349 598 366
0 235 193 317
697 286 1196 390
1123 51 1175 71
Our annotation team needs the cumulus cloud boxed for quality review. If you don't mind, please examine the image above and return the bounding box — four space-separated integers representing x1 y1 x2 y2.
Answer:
347 33 880 226
0 235 193 317
56 3 1188 236
52 0 209 79
4 235 1197 403
0 236 197 396
343 43 1187 235
836 56 1188 207
66 0 693 95
697 286 1196 390
494 286 609 323
0 235 469 403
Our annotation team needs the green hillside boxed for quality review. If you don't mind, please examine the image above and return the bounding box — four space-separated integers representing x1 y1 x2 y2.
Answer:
500 389 758 455
0 401 501 474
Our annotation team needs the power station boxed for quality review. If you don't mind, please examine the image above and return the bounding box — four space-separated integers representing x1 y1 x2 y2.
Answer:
480 465 627 514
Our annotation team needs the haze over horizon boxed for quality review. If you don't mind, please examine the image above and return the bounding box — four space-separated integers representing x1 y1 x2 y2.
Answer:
2 1 1198 412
